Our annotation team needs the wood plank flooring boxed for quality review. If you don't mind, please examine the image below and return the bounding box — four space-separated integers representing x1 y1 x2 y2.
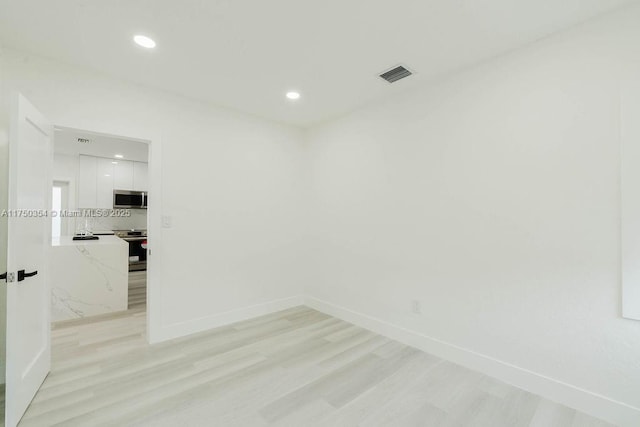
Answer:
127 271 147 310
18 306 614 426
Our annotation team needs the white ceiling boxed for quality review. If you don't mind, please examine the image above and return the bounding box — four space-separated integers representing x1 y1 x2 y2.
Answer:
0 0 636 127
55 127 149 162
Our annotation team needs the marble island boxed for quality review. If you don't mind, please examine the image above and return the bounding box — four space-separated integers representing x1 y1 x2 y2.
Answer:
51 235 129 322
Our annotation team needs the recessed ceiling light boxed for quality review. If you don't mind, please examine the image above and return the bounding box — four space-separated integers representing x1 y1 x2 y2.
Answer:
114 154 124 159
112 161 118 164
286 91 301 100
134 35 156 49
104 174 111 177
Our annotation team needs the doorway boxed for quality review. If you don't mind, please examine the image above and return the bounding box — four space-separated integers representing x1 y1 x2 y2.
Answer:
51 127 151 323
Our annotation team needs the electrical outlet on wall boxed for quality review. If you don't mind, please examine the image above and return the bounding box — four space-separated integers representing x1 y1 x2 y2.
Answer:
411 300 422 314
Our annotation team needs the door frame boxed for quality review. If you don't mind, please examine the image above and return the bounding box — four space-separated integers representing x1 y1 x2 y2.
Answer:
52 125 163 343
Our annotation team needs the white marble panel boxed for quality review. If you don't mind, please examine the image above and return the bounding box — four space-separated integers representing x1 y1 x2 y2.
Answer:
51 235 128 322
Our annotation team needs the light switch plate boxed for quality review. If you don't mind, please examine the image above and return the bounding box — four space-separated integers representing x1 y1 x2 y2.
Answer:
161 216 172 228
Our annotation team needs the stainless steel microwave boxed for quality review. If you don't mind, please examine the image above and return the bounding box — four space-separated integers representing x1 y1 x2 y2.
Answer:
113 190 147 209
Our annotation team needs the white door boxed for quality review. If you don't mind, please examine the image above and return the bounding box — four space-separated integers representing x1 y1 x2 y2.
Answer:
5 94 53 427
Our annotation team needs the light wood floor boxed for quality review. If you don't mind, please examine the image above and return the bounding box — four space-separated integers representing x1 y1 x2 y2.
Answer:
127 271 147 310
18 306 613 426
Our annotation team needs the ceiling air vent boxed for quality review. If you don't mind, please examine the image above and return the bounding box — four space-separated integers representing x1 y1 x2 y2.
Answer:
77 137 91 144
379 65 413 83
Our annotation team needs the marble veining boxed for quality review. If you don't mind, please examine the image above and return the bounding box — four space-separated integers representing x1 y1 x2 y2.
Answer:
74 245 116 291
51 287 114 318
50 235 128 322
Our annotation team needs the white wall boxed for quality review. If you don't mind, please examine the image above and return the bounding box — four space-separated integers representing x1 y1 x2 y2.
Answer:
305 5 640 425
52 153 77 188
621 82 640 321
0 46 306 342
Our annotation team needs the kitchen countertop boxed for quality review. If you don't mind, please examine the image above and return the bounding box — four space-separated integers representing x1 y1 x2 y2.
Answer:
52 235 127 247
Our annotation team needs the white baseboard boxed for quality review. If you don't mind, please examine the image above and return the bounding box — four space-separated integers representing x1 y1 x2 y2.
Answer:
156 296 304 342
304 296 640 427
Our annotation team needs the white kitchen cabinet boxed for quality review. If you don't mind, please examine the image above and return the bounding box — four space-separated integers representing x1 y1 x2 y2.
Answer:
113 160 134 190
133 161 148 191
77 155 148 208
96 157 115 208
78 155 97 208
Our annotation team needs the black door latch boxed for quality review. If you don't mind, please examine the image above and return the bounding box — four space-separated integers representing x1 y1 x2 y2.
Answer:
17 269 38 282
